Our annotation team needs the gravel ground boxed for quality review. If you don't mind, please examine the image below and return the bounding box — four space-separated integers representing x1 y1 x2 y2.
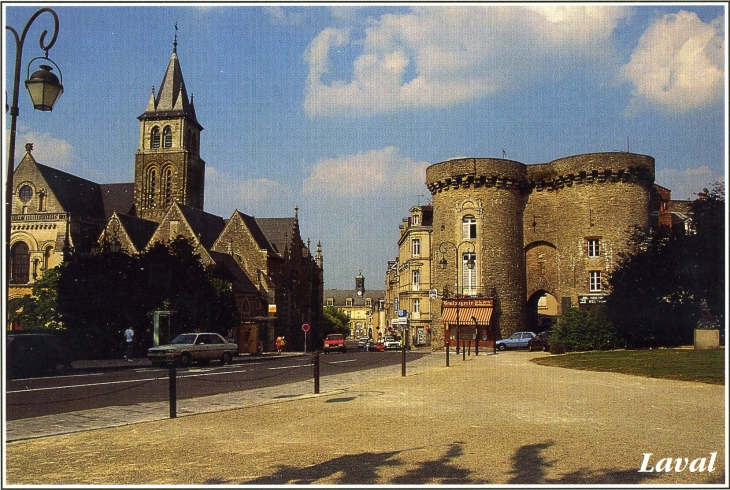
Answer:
4 351 725 485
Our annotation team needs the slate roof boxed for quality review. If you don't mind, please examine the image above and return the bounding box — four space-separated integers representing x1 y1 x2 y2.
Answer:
323 289 386 307
100 183 135 219
209 251 259 294
234 211 278 255
177 205 226 250
34 163 106 219
114 213 159 252
256 217 295 255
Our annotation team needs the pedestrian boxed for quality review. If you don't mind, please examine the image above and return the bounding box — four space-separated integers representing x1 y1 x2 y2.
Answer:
123 326 134 361
281 336 286 352
275 336 283 354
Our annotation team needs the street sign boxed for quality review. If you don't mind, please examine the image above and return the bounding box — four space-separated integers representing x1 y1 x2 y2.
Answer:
301 323 310 332
394 298 399 313
429 289 438 299
397 309 408 317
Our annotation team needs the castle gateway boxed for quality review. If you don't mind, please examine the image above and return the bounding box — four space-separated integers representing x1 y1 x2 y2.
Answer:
426 152 655 345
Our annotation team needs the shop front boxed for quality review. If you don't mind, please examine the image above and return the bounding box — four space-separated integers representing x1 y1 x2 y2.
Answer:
441 298 495 348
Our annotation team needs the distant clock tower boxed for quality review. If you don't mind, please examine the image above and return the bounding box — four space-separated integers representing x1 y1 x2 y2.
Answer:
355 271 365 297
133 36 204 222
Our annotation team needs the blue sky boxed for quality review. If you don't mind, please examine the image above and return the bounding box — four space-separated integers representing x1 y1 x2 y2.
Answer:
4 3 726 290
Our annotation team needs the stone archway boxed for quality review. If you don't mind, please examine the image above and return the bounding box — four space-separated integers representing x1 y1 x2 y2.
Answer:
526 290 558 333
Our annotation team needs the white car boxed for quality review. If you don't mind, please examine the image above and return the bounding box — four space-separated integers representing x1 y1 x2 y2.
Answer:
383 336 401 351
147 333 237 367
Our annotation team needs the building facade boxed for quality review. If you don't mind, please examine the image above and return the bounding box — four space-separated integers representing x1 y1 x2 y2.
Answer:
426 153 661 347
324 273 384 340
384 205 435 348
8 39 323 352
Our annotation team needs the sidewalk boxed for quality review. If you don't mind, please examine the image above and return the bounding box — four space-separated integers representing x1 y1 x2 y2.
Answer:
5 351 725 485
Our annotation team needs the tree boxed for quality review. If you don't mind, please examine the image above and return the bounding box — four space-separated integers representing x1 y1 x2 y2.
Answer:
322 306 350 336
605 184 725 348
8 267 63 330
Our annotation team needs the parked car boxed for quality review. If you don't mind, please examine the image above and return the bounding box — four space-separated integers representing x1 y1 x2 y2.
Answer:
6 332 74 378
495 331 536 350
357 337 370 349
323 333 347 353
366 340 384 352
528 331 552 352
383 336 401 351
147 333 237 367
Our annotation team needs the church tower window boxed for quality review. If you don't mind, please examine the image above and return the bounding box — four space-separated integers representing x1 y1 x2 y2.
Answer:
147 168 157 208
11 242 30 284
163 167 173 206
151 127 160 148
163 126 172 148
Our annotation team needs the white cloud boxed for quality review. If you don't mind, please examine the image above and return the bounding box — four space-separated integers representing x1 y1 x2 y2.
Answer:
622 11 724 114
204 167 294 217
655 165 724 201
13 125 75 169
264 6 305 26
304 5 630 116
302 146 429 196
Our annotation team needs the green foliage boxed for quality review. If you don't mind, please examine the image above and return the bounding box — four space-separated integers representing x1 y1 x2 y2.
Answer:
605 183 724 348
8 268 63 330
322 306 350 336
49 237 240 359
552 306 621 352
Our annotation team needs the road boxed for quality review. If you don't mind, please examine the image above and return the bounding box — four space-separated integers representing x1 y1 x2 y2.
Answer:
5 349 424 421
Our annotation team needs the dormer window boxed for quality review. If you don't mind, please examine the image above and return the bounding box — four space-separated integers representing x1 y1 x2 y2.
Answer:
151 127 160 148
163 126 172 148
412 214 420 225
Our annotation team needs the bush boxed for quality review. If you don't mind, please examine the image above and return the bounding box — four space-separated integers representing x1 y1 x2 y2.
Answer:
553 306 622 352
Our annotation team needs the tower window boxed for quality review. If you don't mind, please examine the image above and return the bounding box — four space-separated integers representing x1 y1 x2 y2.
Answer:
151 127 160 148
462 215 477 240
589 271 602 292
462 252 477 294
163 126 172 148
587 238 600 258
147 168 157 208
163 167 173 206
412 269 420 291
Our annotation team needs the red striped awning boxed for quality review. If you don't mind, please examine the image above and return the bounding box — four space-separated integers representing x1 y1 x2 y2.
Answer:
441 307 493 325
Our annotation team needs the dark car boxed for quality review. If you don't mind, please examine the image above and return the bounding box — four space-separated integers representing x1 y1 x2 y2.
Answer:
6 332 74 378
528 331 552 352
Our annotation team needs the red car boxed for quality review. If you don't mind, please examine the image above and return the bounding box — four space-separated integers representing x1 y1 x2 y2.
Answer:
323 334 347 353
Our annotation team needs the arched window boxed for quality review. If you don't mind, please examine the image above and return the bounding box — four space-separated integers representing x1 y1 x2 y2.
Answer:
163 126 172 148
147 168 157 208
163 167 173 206
462 215 477 240
19 185 33 202
11 242 30 284
151 127 160 148
38 190 46 211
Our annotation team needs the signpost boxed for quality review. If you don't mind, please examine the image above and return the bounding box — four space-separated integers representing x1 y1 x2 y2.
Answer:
302 323 310 353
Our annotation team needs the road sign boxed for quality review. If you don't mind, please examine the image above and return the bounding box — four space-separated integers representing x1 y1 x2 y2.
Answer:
301 323 310 332
397 309 408 317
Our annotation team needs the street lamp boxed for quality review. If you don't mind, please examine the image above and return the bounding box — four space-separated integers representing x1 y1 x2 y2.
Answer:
438 240 475 356
5 8 63 282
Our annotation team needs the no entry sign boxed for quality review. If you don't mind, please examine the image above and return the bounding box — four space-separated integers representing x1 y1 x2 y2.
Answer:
301 323 311 332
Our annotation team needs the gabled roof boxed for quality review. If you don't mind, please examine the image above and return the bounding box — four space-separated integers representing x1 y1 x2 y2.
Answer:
177 205 226 249
234 211 277 254
256 217 295 255
209 251 259 294
100 183 135 219
113 213 159 252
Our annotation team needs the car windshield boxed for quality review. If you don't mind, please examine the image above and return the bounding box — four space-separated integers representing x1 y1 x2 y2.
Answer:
170 334 197 345
326 334 343 340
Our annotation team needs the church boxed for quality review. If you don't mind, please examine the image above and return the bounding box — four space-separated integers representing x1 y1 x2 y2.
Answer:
8 37 324 351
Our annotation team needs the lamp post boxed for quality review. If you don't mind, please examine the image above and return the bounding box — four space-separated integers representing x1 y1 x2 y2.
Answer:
438 241 475 356
5 8 63 282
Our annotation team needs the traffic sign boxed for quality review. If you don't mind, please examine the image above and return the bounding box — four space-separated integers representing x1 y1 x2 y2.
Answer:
301 323 310 332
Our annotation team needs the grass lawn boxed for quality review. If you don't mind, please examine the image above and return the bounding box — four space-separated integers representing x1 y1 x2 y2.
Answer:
531 348 726 384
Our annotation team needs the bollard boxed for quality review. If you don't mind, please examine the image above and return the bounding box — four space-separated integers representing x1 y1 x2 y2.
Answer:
169 364 177 419
401 330 408 377
313 352 320 394
446 339 450 367
463 339 466 361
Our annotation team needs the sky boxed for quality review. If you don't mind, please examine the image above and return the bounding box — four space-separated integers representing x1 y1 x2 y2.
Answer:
3 2 727 290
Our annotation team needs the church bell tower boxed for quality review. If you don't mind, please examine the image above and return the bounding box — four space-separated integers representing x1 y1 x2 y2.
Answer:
133 34 204 222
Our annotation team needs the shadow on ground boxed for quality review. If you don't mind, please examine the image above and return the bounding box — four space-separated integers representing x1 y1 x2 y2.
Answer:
201 440 675 485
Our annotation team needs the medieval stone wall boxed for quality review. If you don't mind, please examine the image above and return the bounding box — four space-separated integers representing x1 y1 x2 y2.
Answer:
427 152 654 341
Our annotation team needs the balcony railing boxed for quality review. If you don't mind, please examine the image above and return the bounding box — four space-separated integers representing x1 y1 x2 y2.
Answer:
441 285 496 300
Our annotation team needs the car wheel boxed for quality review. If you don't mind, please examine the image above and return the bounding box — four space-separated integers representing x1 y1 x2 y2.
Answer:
179 353 192 368
528 344 534 352
221 352 232 365
498 343 506 351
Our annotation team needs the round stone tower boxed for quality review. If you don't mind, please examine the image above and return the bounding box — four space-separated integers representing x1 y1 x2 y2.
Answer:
426 158 529 343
